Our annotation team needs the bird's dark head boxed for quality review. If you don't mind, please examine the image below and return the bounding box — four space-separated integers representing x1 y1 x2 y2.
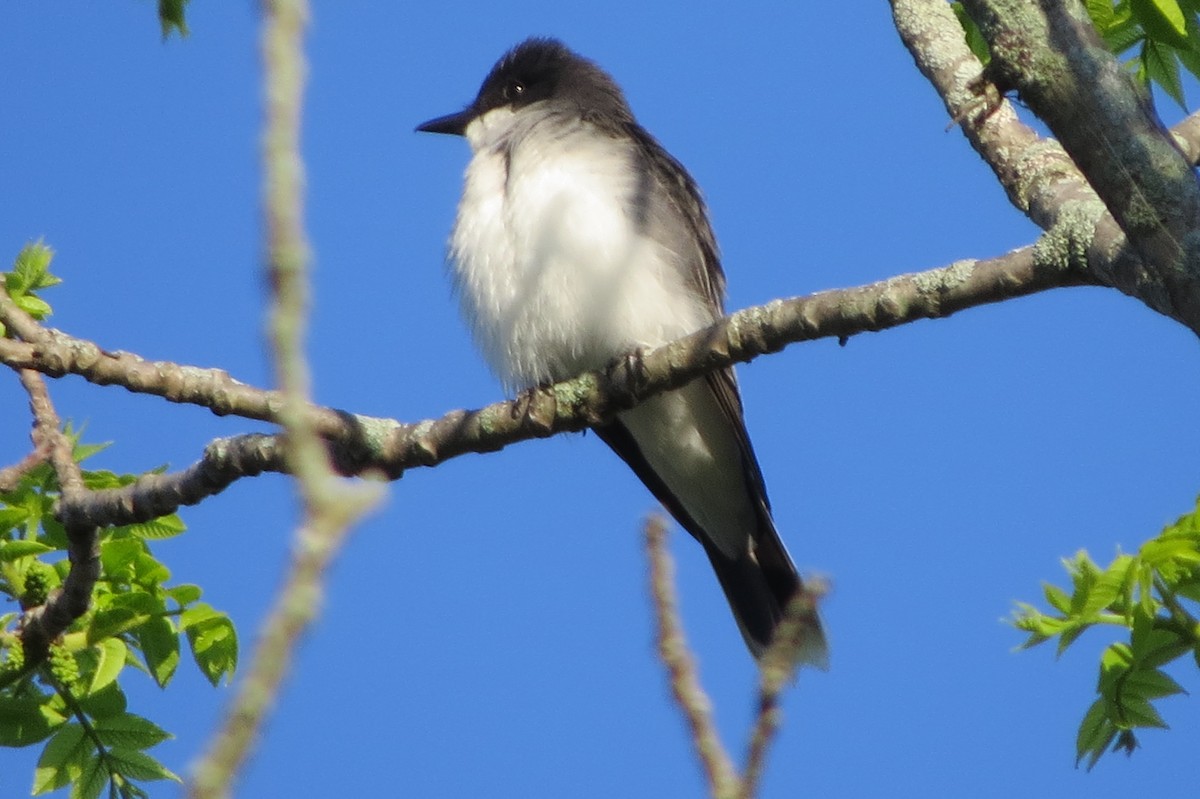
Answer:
416 38 631 137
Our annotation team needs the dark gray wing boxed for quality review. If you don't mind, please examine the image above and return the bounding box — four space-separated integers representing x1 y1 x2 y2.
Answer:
596 123 826 660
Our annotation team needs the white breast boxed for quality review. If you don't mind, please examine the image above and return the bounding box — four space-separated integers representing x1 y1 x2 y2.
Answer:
448 109 712 393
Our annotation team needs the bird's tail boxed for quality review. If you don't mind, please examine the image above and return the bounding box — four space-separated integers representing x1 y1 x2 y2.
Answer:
704 533 828 669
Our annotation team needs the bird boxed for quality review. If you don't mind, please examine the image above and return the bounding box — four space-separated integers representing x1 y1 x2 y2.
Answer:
417 37 827 666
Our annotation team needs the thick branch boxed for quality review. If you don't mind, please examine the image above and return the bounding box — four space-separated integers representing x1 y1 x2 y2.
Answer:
960 0 1200 332
891 0 1088 230
891 0 1200 333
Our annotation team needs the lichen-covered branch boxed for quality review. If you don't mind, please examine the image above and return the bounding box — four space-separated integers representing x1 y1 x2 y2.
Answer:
957 0 1200 332
890 0 1097 230
39 243 1090 529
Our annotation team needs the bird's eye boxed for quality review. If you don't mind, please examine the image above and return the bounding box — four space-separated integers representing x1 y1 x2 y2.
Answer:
502 80 526 101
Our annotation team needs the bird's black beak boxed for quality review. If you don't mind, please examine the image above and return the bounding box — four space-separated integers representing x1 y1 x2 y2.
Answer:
415 108 472 136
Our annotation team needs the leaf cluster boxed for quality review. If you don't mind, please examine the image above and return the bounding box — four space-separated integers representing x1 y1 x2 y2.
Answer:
157 0 189 40
954 0 1200 107
2 241 61 336
1089 0 1200 107
1012 497 1200 768
0 434 236 799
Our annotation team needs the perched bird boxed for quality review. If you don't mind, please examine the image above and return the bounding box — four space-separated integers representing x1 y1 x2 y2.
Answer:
417 37 827 665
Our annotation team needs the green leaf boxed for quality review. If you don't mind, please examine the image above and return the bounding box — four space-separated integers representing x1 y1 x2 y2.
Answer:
72 754 107 799
0 506 33 533
1175 578 1200 602
1130 624 1190 668
1086 0 1117 28
87 638 128 696
1124 667 1186 700
1114 728 1141 755
136 615 180 688
951 3 991 63
106 747 180 783
1117 694 1169 728
179 602 220 629
1056 622 1090 656
1082 554 1133 617
81 469 129 491
1066 551 1101 610
92 713 172 750
1076 698 1116 768
122 514 186 541
1140 535 1200 568
8 241 57 295
15 293 52 319
131 552 171 587
184 609 238 686
166 583 202 606
1134 561 1159 617
1098 645 1134 705
1042 582 1072 614
1132 0 1191 46
0 697 63 747
77 684 127 720
1100 642 1134 675
33 722 88 795
1010 602 1066 648
87 604 151 645
1103 15 1145 55
0 540 54 561
1135 25 1192 109
100 539 145 581
71 440 111 464
1144 37 1187 104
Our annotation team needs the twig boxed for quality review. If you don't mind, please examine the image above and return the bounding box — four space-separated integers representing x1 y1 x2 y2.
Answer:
741 581 828 799
0 443 50 492
644 515 741 798
186 3 382 798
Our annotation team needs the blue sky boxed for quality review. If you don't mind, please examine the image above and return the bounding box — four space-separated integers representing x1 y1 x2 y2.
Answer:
2 3 1199 797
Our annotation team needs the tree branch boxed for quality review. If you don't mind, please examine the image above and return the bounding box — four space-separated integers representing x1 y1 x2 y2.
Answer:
15 370 100 662
959 0 1200 332
891 0 1086 230
0 443 50 493
740 580 828 799
45 244 1090 529
645 516 740 798
891 0 1200 336
187 3 382 798
0 290 361 435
